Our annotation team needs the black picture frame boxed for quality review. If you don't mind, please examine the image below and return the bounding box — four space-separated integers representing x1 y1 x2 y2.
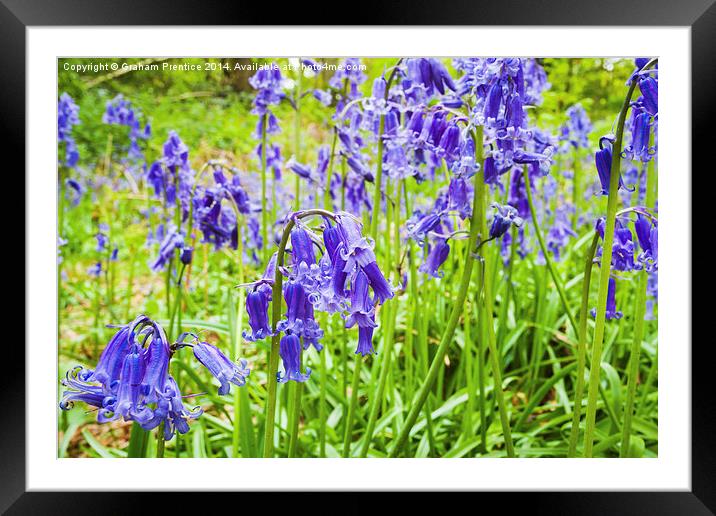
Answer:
5 1 707 513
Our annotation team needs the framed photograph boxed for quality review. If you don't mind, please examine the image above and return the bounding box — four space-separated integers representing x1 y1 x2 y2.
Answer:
7 0 708 512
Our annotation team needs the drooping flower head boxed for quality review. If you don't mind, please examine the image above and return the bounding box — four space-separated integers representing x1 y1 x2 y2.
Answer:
277 333 311 383
250 63 285 138
590 277 623 320
103 94 151 160
60 315 249 440
58 93 80 167
489 202 524 239
595 135 630 195
560 104 592 150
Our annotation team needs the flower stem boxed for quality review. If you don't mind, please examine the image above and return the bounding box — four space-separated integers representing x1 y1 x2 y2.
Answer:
156 422 165 458
342 356 363 457
522 166 579 336
127 421 148 458
288 382 303 457
260 113 269 263
294 67 302 209
262 209 336 458
567 232 600 457
388 126 484 458
583 59 655 456
368 60 402 242
477 157 515 458
620 130 657 457
572 146 581 228
318 338 327 457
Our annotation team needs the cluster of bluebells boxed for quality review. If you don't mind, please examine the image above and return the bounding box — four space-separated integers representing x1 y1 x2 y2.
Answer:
591 212 658 320
103 94 151 161
623 59 658 163
59 315 249 440
454 58 552 177
559 104 592 152
329 58 367 116
88 223 118 278
192 164 260 258
147 131 194 214
145 131 196 271
243 211 394 383
589 58 658 321
399 59 558 276
58 93 80 168
250 64 285 182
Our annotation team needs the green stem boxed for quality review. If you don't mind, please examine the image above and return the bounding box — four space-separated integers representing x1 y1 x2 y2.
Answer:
359 304 394 457
583 58 656 457
156 422 165 458
369 61 401 241
294 66 302 208
260 113 268 263
342 356 363 457
127 421 148 458
477 169 515 458
288 382 303 457
369 116 386 242
476 301 488 454
619 270 647 457
232 220 248 457
523 166 579 336
567 233 600 457
620 128 657 457
319 338 327 457
572 146 581 228
388 126 484 458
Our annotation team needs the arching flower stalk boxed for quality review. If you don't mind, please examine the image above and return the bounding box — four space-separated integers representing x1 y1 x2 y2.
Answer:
246 209 394 457
582 57 658 457
249 63 285 261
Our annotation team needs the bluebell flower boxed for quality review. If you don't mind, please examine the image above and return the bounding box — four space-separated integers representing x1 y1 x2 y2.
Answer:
59 366 106 410
624 110 655 163
243 289 273 342
595 218 637 272
312 89 333 106
334 212 394 303
405 58 456 97
407 211 442 241
65 178 85 206
255 142 283 179
287 158 313 180
489 203 524 239
635 215 658 271
103 94 151 160
595 135 629 195
419 238 450 279
191 340 249 395
150 224 184 271
58 93 80 168
277 333 311 383
96 231 109 253
344 270 378 355
250 64 285 138
546 204 576 261
180 246 193 265
88 262 102 277
591 277 623 320
560 104 592 150
448 177 472 220
638 76 658 116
